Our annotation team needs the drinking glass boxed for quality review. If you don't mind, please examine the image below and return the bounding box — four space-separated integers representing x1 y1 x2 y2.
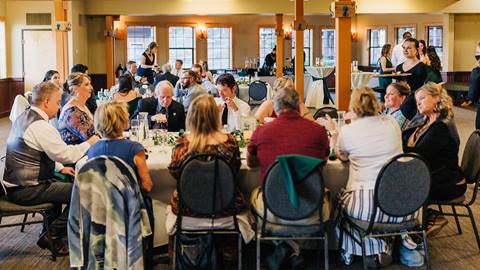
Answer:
130 119 140 141
337 111 346 128
315 57 320 67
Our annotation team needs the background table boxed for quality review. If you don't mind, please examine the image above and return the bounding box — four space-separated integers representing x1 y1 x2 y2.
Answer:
305 66 335 108
146 145 349 247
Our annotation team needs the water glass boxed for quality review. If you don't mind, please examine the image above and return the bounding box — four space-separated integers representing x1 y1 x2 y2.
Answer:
315 57 320 67
337 111 346 127
130 119 140 141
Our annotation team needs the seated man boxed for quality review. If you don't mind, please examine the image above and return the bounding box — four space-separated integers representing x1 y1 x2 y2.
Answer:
174 70 207 112
135 80 185 131
154 63 179 88
247 85 329 268
214 73 250 132
2 81 99 255
125 60 146 90
192 63 218 96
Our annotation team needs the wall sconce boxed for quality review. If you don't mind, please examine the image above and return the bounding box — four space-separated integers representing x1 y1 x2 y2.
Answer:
284 28 292 40
351 30 358 41
197 24 207 40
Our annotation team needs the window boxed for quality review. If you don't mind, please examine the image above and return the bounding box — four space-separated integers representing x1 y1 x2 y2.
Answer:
368 28 386 66
321 29 336 66
395 26 415 45
207 27 232 69
169 26 195 69
0 21 5 78
427 26 443 61
127 25 156 66
292 29 312 66
259 27 276 67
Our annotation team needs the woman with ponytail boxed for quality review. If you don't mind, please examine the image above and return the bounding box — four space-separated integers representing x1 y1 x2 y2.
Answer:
318 87 413 267
402 82 466 235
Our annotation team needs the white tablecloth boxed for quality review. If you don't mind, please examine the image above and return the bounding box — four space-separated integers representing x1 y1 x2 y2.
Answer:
351 72 376 89
305 66 335 79
305 67 335 108
146 145 349 246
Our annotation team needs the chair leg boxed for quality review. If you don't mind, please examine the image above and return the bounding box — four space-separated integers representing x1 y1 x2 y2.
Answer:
41 212 56 262
256 235 261 270
20 213 28 232
451 205 462 234
466 205 480 252
323 236 329 270
237 233 242 270
438 205 444 213
422 230 431 270
361 236 368 270
171 234 176 270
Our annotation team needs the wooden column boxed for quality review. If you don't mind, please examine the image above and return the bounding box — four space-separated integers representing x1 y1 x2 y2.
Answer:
275 14 284 78
54 0 68 80
105 16 115 88
294 0 305 101
333 0 356 111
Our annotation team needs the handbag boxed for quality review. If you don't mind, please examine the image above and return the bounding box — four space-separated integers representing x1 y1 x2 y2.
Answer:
175 232 219 270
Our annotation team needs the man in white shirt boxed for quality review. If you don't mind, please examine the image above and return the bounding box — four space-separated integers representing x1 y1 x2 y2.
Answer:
2 81 99 255
171 59 183 77
214 73 251 132
391 31 412 67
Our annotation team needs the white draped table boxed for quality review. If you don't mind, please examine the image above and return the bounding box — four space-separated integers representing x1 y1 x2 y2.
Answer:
305 66 335 108
351 72 377 89
146 144 349 247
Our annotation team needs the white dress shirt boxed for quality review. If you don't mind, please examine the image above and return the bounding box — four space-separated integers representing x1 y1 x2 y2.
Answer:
391 43 405 67
9 94 30 123
214 97 251 132
18 107 90 169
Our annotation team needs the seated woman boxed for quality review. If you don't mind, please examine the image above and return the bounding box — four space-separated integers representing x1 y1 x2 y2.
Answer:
112 74 143 118
87 101 153 193
200 60 214 83
320 87 418 267
168 94 245 217
255 77 313 123
42 70 62 87
425 46 443 83
402 82 466 235
383 81 411 129
58 72 96 145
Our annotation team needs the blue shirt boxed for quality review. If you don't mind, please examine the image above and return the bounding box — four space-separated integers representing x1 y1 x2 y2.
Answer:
87 138 144 170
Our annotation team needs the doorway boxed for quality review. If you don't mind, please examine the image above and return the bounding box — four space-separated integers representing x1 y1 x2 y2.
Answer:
22 29 56 92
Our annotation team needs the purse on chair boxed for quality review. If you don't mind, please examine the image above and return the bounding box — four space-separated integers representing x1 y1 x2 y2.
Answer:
175 232 219 270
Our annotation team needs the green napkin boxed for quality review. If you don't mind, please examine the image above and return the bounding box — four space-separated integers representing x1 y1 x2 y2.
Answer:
277 155 325 208
54 171 73 182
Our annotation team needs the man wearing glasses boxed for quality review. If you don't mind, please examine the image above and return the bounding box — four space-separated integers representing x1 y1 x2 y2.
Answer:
174 70 206 112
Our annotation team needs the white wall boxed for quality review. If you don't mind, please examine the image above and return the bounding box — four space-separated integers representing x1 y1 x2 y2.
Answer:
5 1 54 78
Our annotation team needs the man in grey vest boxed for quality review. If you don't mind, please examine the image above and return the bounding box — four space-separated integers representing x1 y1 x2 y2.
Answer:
2 81 99 256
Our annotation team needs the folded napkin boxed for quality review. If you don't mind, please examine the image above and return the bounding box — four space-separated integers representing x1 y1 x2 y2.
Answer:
277 155 325 208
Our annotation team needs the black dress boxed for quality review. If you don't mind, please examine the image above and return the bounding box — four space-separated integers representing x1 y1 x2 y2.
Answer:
137 51 155 84
402 118 466 201
397 61 428 120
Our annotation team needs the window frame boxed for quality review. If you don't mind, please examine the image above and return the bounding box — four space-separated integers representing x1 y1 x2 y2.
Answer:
206 24 233 70
124 22 158 67
393 24 417 45
367 26 387 66
425 24 443 62
167 24 197 69
257 25 276 68
320 26 336 67
291 28 313 67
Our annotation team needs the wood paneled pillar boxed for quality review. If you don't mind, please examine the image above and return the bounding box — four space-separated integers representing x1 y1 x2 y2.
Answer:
54 0 68 80
105 16 115 88
333 0 356 111
294 0 305 101
275 14 284 78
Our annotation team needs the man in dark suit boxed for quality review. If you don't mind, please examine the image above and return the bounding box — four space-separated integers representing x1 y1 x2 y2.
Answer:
153 63 179 88
134 80 185 131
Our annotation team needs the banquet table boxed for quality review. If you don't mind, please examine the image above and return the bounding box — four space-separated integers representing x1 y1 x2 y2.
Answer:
305 66 335 108
146 143 349 247
351 71 377 89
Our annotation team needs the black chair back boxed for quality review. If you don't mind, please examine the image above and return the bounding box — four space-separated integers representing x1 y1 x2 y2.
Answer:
313 106 338 120
178 154 236 216
234 84 240 98
374 153 431 218
461 130 480 184
248 80 268 102
262 160 324 221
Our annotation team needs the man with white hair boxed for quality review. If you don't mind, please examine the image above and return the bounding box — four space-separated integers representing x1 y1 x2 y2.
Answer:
153 63 179 87
134 80 185 131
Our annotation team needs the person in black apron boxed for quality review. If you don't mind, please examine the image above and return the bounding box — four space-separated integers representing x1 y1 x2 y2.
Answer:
137 42 158 84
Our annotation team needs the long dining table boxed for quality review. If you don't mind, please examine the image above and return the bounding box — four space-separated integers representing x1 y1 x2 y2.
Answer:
145 142 350 248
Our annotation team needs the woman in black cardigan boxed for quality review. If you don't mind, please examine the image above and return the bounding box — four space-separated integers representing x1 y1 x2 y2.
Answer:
403 82 466 234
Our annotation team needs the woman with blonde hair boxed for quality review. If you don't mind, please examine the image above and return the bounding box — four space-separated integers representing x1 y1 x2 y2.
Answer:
168 94 245 217
402 82 466 235
58 72 96 145
254 77 312 123
319 87 417 267
87 101 152 193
